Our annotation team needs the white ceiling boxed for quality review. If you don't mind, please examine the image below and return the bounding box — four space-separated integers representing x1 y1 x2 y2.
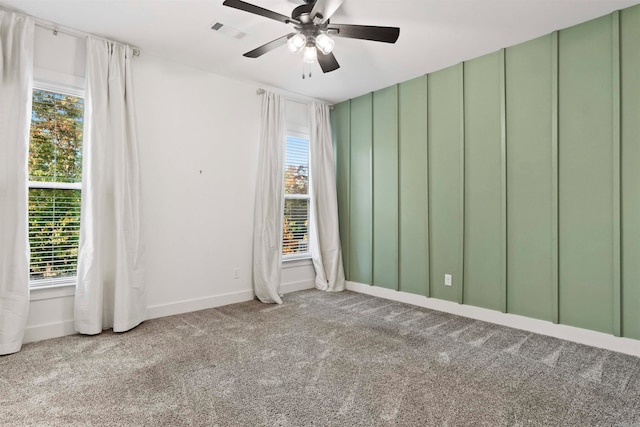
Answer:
2 0 639 104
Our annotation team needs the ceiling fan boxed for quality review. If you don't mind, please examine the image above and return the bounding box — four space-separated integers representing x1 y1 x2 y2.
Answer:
222 0 400 73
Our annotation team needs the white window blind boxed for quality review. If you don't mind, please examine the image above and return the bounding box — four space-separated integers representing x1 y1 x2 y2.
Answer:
283 135 310 258
28 88 84 287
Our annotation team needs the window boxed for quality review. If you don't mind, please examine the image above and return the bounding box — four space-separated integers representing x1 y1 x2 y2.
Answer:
28 87 84 287
282 135 311 259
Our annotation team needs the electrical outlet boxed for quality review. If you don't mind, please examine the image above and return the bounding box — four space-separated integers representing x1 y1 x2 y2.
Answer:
444 274 452 287
233 268 240 279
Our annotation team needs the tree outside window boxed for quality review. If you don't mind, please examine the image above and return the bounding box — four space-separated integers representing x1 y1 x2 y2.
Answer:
283 135 310 257
28 88 84 285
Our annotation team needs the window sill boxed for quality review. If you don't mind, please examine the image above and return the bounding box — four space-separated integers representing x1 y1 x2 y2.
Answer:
30 282 76 302
282 257 313 269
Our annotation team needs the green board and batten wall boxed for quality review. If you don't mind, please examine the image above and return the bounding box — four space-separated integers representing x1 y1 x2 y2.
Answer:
331 5 640 340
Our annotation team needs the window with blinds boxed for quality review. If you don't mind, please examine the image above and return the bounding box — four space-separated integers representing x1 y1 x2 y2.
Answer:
28 88 84 287
283 135 311 258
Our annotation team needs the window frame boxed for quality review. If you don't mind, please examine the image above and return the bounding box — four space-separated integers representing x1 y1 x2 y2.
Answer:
282 130 312 261
28 80 85 289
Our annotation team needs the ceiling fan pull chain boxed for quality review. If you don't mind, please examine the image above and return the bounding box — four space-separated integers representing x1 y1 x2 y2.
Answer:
302 62 313 79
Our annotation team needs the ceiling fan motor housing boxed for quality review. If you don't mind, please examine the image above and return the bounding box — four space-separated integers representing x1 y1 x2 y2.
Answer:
292 3 315 23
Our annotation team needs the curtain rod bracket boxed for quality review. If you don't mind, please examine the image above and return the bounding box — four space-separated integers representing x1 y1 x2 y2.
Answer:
33 18 141 56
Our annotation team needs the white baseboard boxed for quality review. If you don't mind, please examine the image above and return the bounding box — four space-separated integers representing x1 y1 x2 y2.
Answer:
23 289 257 345
22 283 315 345
346 281 640 357
146 289 255 320
24 319 76 344
146 281 315 320
281 279 315 294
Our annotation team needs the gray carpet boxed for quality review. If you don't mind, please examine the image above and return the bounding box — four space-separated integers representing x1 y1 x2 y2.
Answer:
2 290 640 426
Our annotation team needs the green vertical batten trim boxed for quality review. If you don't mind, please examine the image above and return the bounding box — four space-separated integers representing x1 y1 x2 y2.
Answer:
370 92 375 286
397 84 402 292
458 62 465 305
347 100 352 281
343 100 353 281
499 49 508 313
612 11 622 337
425 75 431 298
551 31 560 324
395 86 400 292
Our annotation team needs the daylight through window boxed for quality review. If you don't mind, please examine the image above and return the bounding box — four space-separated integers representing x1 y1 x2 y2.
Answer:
282 135 311 258
28 88 84 287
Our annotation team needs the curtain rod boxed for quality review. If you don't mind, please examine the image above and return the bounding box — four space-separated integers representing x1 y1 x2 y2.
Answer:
256 88 333 110
32 17 141 57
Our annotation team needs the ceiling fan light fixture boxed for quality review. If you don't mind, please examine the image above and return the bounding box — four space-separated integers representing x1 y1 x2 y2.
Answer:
315 33 335 55
302 44 318 63
287 33 307 53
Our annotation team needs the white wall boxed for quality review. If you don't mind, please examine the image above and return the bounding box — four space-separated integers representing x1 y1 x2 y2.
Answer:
33 25 85 90
136 53 260 316
25 30 315 343
137 55 315 318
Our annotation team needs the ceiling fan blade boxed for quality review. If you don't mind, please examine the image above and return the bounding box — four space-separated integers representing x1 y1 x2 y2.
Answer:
317 49 340 73
310 0 344 22
244 33 295 58
223 0 292 24
329 24 400 43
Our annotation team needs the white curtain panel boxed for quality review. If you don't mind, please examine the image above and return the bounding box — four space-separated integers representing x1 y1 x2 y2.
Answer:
75 38 145 335
253 92 286 304
0 11 33 356
309 102 346 292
